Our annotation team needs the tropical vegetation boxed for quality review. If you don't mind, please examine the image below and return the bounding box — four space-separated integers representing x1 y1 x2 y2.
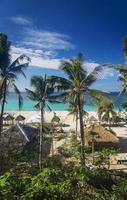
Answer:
52 53 110 164
0 33 30 135
1 33 127 199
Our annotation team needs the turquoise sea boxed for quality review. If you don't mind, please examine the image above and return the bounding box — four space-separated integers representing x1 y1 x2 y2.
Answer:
2 92 127 111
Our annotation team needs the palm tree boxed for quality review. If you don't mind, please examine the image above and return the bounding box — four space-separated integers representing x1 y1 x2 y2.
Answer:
0 33 30 136
26 75 60 170
96 98 117 129
53 53 108 164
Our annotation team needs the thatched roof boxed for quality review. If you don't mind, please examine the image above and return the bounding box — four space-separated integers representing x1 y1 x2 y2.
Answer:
84 124 119 144
15 115 25 121
89 116 98 122
2 124 38 142
1 124 51 160
3 114 14 121
51 113 60 123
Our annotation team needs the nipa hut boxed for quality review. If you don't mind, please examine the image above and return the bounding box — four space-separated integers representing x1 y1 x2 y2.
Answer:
84 124 119 149
3 114 14 125
1 124 51 161
15 115 25 123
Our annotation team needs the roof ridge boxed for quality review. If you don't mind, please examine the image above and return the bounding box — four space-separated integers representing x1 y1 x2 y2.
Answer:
16 123 29 142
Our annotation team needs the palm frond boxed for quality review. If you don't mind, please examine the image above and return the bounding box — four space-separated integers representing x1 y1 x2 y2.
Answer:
88 89 108 104
48 75 70 91
115 64 127 73
13 83 23 110
9 54 30 68
0 78 4 89
30 76 45 96
46 102 53 112
25 88 38 101
7 72 17 79
34 102 40 110
48 91 69 103
85 65 103 86
8 63 29 74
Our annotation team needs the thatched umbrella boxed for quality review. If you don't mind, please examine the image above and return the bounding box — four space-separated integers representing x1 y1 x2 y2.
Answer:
3 114 14 125
15 115 25 123
88 116 98 124
84 124 119 148
51 113 60 124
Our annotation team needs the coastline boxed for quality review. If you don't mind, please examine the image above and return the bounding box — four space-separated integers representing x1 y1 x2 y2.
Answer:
4 110 127 156
5 110 127 139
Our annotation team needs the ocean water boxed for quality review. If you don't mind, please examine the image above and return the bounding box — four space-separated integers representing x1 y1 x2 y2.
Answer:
1 92 127 111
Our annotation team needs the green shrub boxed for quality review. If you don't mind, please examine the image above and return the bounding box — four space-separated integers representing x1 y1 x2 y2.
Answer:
0 171 31 200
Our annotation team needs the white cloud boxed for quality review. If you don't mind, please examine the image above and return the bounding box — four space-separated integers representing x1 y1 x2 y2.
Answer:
20 28 75 51
11 26 75 69
11 46 114 79
10 16 32 25
10 19 113 79
11 46 61 69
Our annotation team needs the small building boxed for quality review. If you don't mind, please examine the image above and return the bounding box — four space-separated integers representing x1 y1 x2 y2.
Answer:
84 124 119 148
0 124 51 162
3 114 14 125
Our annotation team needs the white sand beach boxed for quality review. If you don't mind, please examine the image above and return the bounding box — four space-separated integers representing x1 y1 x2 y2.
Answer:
8 110 127 138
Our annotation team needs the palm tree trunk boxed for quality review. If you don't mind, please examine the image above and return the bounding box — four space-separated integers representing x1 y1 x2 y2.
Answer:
39 101 44 171
92 139 94 164
75 111 78 138
0 81 6 136
0 81 7 171
108 119 111 130
51 124 54 156
78 94 85 165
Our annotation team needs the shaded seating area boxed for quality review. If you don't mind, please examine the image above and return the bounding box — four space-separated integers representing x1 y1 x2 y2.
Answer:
15 115 26 124
85 115 99 125
89 116 98 123
3 113 26 126
3 114 14 125
84 124 119 149
51 112 60 124
1 124 52 163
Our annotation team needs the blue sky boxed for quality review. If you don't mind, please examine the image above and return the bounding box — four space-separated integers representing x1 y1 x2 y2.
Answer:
0 0 127 91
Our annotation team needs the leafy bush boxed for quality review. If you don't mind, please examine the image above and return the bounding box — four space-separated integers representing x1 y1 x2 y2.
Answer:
0 171 31 200
0 160 127 200
21 168 73 200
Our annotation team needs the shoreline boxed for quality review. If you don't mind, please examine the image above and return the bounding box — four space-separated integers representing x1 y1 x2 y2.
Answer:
4 110 127 151
4 110 127 137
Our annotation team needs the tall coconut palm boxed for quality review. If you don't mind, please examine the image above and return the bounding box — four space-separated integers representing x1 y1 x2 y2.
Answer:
26 75 61 170
0 33 30 136
52 53 108 164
